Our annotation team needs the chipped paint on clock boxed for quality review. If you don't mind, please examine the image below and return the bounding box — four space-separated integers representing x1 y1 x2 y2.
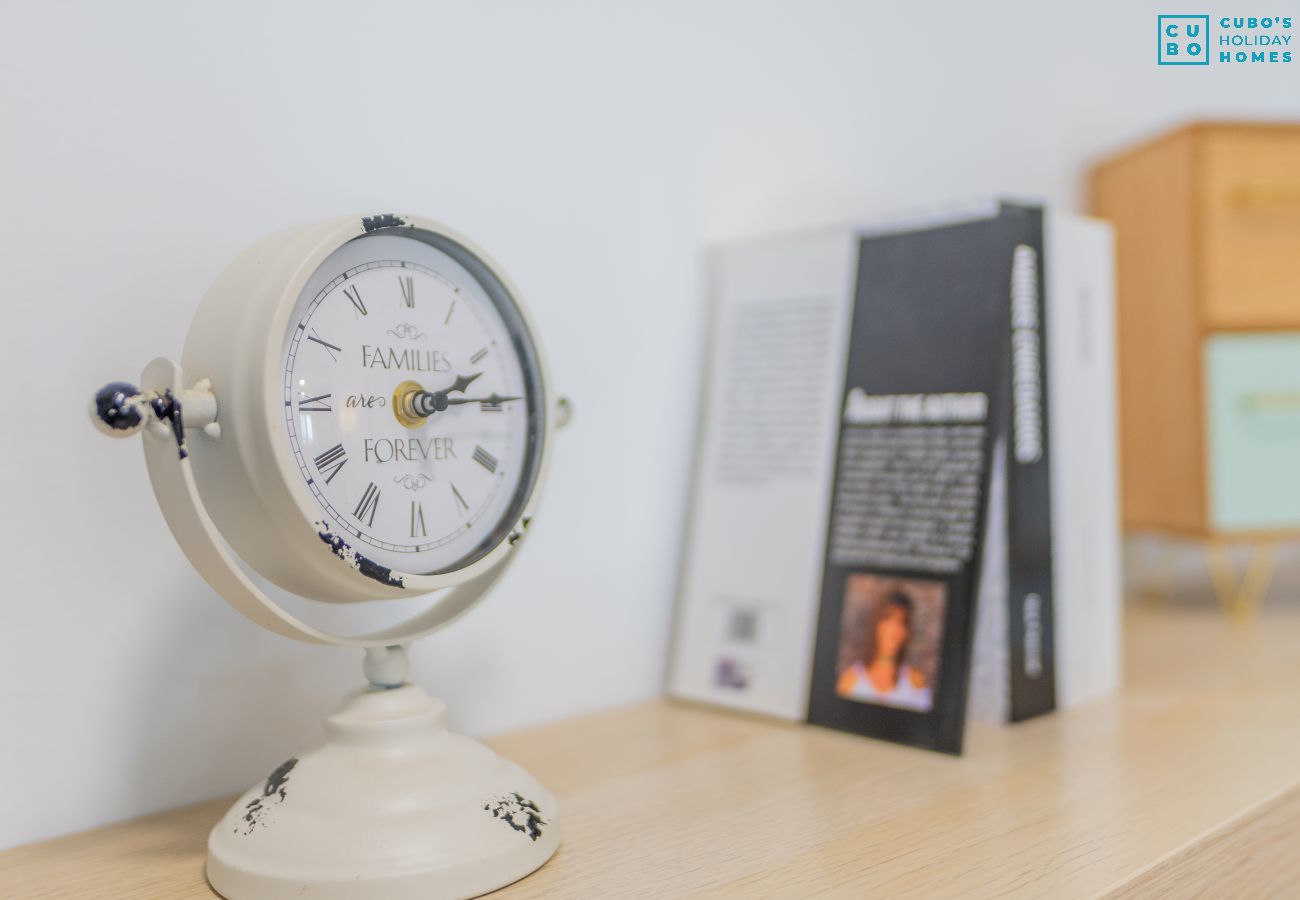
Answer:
238 757 298 835
148 389 188 460
361 213 406 232
316 521 406 588
483 792 548 841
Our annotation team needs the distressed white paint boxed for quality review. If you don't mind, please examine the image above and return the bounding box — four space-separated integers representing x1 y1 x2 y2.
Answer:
207 683 559 899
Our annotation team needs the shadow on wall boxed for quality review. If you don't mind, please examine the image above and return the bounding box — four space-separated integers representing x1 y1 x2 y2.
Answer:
120 579 352 819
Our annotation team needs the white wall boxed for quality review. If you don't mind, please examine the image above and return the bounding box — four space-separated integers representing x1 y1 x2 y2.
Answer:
1 0 1295 848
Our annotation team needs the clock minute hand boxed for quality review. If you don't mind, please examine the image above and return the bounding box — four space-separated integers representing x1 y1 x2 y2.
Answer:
445 393 523 406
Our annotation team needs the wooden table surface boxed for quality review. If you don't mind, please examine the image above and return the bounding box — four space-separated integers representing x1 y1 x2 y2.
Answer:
4 606 1300 898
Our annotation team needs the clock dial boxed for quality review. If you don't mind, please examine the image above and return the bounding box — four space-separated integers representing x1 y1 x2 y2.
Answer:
281 232 543 575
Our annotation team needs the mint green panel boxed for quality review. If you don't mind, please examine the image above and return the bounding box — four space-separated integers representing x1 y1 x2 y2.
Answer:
1206 333 1300 532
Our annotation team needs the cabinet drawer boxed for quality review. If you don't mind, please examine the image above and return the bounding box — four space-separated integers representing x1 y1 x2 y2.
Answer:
1200 129 1300 329
1206 333 1300 532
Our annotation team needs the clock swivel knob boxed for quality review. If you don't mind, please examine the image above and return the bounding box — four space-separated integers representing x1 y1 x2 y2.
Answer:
90 381 154 438
90 378 220 459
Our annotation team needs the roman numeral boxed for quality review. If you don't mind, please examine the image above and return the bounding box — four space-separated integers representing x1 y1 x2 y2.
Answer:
469 347 489 364
444 300 456 324
410 501 426 538
313 443 348 484
450 482 469 513
343 285 367 317
480 399 503 413
354 482 380 527
399 275 415 308
472 445 498 474
307 329 342 362
298 393 332 413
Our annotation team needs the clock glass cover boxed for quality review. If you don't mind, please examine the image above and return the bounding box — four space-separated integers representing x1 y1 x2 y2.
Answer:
281 230 544 576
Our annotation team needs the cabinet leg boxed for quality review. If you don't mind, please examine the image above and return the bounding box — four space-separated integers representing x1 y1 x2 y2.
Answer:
1205 541 1276 619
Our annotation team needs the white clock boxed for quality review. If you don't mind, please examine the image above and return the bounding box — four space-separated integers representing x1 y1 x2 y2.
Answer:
92 214 568 900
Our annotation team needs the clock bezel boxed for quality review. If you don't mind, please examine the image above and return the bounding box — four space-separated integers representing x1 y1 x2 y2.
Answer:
279 229 548 578
181 215 554 605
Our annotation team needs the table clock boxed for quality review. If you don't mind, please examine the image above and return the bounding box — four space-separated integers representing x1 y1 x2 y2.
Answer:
90 214 568 899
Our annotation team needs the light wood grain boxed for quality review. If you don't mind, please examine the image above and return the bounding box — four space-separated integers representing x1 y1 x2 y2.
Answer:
1200 126 1300 330
1090 124 1206 534
1089 121 1300 538
3 607 1300 898
1107 781 1300 899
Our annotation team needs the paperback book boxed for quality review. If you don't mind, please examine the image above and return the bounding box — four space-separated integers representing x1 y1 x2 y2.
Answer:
668 202 1120 753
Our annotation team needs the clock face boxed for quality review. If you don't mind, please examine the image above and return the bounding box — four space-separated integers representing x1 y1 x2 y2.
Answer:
281 231 544 576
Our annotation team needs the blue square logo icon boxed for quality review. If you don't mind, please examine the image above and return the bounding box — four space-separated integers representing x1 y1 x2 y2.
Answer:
1159 15 1211 64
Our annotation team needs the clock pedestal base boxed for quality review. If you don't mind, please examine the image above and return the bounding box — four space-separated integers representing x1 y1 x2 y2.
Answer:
206 682 560 900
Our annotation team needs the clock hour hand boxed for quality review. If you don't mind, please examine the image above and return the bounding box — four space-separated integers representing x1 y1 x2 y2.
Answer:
445 393 522 406
443 372 482 395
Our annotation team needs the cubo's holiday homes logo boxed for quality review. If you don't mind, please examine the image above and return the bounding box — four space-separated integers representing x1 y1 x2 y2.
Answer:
1159 14 1294 64
1158 15 1210 63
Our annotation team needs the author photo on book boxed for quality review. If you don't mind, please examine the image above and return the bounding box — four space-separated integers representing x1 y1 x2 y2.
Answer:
835 575 946 712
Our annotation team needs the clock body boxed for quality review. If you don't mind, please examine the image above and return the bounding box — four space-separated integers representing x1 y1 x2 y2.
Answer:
90 215 565 897
180 215 553 604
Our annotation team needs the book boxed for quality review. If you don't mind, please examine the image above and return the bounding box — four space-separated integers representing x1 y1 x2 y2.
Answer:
667 202 1120 754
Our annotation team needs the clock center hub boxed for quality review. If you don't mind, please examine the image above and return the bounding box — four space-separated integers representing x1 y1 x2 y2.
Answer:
393 379 441 429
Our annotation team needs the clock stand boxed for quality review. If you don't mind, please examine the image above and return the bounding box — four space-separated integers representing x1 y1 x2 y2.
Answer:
207 643 559 900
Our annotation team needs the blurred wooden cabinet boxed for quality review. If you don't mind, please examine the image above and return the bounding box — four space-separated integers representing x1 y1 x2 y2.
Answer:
1090 122 1300 538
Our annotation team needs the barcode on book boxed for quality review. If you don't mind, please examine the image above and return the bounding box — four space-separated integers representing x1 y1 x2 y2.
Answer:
728 608 760 643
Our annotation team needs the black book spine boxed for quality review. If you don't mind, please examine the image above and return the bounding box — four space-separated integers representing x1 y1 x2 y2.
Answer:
1004 206 1057 721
